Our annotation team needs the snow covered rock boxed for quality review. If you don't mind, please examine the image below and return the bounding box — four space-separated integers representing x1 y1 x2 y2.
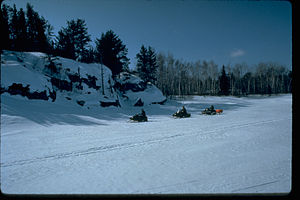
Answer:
1 50 118 108
115 72 166 106
1 51 166 109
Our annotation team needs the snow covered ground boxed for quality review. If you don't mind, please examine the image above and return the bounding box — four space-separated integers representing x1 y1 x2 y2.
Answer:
1 93 292 194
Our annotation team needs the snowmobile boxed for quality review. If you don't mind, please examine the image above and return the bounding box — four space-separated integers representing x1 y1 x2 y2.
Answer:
215 109 223 114
201 105 217 115
130 109 148 122
172 106 191 118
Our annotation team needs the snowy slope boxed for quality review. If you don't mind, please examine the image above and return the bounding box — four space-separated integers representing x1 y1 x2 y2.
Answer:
0 92 292 194
1 50 165 108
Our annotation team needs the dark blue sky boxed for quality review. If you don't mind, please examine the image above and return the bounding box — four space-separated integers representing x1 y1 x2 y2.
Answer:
5 0 292 69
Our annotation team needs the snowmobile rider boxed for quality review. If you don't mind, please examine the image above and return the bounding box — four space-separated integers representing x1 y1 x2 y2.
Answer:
181 106 187 114
175 106 187 115
141 109 146 117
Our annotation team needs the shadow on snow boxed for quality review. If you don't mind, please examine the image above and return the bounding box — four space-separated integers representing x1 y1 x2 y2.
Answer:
1 94 252 126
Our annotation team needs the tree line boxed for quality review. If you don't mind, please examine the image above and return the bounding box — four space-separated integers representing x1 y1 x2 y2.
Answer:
1 1 292 96
0 2 51 53
155 53 292 97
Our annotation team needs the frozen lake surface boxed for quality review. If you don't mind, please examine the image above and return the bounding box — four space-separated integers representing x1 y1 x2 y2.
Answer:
1 94 292 194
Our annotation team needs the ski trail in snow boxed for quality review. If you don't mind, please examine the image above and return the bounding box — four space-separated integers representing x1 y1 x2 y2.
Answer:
0 134 182 167
133 179 281 194
200 118 291 134
231 180 280 192
131 179 205 194
1 117 290 168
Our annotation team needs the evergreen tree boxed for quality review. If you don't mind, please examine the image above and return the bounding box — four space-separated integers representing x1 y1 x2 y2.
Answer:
15 8 27 50
26 3 49 52
36 16 49 52
219 65 230 95
95 30 129 77
147 46 158 83
56 18 91 60
0 2 10 50
136 45 158 83
80 46 96 63
44 22 55 53
136 45 148 81
56 20 74 59
56 28 74 59
25 2 35 40
9 4 18 47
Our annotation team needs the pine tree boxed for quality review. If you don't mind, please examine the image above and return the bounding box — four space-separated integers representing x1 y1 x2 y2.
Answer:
56 19 91 60
44 22 55 53
9 4 29 50
219 65 230 95
136 45 158 83
9 4 18 48
136 45 148 81
80 46 96 63
26 3 49 52
95 30 129 77
56 28 74 59
15 8 27 51
0 2 10 50
147 46 158 84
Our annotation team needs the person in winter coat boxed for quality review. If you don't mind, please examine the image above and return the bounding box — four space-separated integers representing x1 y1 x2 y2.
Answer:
181 106 187 114
141 109 146 117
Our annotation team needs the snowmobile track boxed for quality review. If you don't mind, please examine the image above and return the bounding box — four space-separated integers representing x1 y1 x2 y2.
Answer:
1 117 290 168
231 180 280 192
1 134 181 167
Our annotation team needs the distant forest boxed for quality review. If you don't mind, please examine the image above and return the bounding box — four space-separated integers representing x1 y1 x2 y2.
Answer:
155 53 292 96
0 1 292 97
